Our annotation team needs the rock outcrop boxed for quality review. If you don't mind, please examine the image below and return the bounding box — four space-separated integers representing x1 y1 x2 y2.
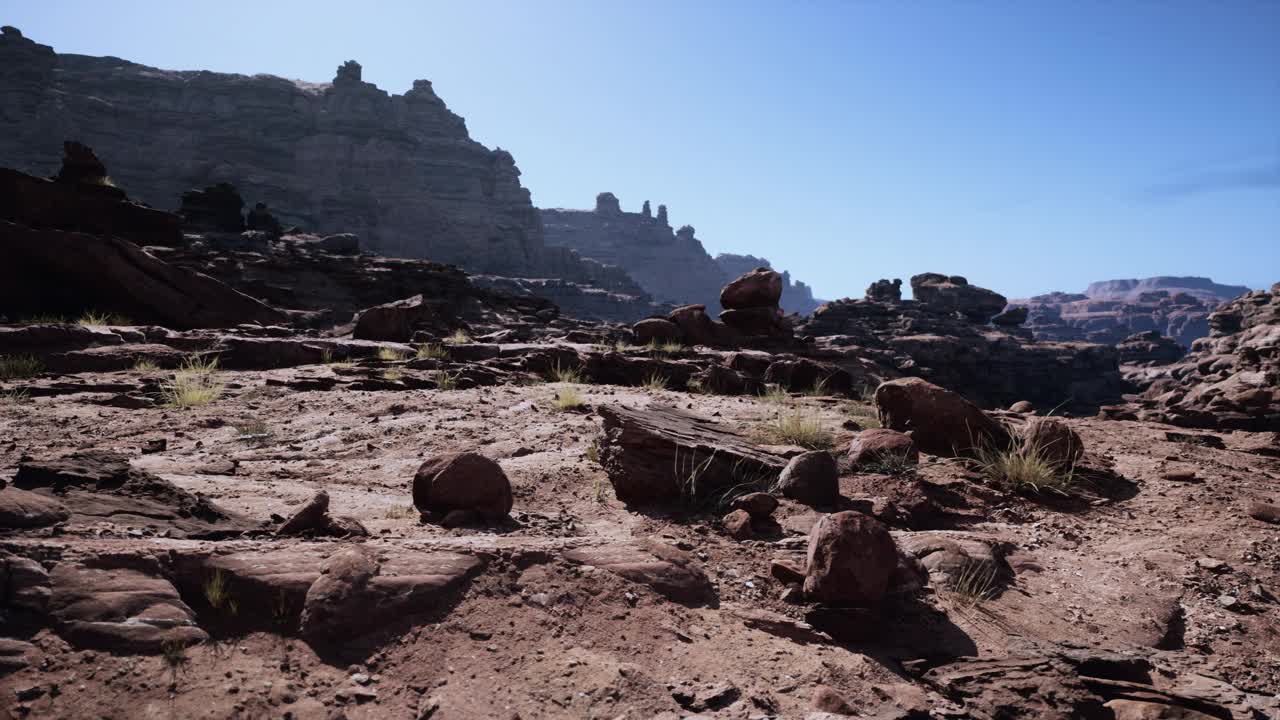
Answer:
714 253 821 315
1012 276 1250 347
1102 282 1280 431
910 273 1008 323
0 27 621 290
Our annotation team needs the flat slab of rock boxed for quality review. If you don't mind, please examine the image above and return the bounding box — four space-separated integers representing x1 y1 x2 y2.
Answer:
0 487 70 529
596 404 787 506
563 540 715 605
48 559 207 652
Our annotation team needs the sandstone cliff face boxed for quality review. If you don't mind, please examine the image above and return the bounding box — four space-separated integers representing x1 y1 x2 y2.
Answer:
541 193 731 313
0 26 626 289
713 253 821 315
1010 276 1250 347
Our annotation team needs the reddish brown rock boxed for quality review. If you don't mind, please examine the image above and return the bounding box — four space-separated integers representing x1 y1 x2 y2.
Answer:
803 511 898 606
874 377 1012 457
1009 400 1035 413
730 492 778 519
811 686 855 715
1247 502 1280 524
722 509 754 540
412 452 513 523
562 540 714 605
720 268 783 310
776 451 840 507
848 428 919 468
632 317 682 345
0 487 70 529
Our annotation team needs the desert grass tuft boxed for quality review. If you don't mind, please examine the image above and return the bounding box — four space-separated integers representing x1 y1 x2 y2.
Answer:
548 361 583 384
752 409 836 450
381 367 405 382
383 505 419 520
1 388 30 406
432 370 458 390
162 356 223 408
757 383 789 405
234 419 271 439
77 310 130 327
416 343 448 360
641 371 669 391
447 328 471 344
376 347 408 362
947 559 999 607
551 385 587 412
973 442 1075 495
0 355 43 380
202 569 237 616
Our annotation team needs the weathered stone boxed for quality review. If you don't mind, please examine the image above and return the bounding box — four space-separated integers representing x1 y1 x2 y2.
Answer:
776 451 840 507
722 509 754 540
848 429 919 468
911 273 1007 323
48 560 208 652
563 540 714 605
720 268 782 310
179 182 244 233
804 511 898 606
0 487 70 529
865 278 902 303
1021 417 1084 468
874 378 1012 457
412 452 513 523
595 404 786 506
632 317 682 345
729 492 778 519
715 253 821 314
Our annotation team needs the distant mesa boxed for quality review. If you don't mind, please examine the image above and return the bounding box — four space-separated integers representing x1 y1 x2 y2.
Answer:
1010 276 1251 347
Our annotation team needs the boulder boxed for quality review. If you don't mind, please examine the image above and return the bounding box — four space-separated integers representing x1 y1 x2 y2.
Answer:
874 378 1012 457
0 487 70 529
1021 417 1084 468
354 294 448 342
632 317 682 345
667 304 738 347
720 268 783 310
412 452 513 523
776 451 840 507
720 306 789 337
179 182 245 233
1009 400 1035 413
722 509 755 540
991 306 1028 327
729 492 778 519
865 278 902 303
910 273 1008 323
803 511 899 606
595 404 787 506
763 357 854 395
48 560 208 652
848 429 919 468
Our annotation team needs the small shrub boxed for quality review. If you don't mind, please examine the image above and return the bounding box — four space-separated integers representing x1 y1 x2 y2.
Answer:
592 474 608 504
416 343 448 360
383 505 419 520
548 361 583 384
973 443 1075 495
758 383 789 405
271 591 294 630
551 385 587 412
0 355 43 380
752 410 836 450
948 559 999 607
685 377 705 394
641 371 668 391
132 359 160 373
376 347 408 362
77 310 130 327
432 370 458 390
585 443 600 464
162 356 223 408
161 638 190 687
805 377 830 397
2 388 30 406
203 569 237 616
647 339 684 356
234 419 271 438
447 329 471 344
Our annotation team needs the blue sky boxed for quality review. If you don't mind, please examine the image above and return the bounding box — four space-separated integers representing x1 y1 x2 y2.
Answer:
7 1 1278 300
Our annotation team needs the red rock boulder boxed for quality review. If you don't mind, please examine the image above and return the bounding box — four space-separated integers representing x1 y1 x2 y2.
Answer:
874 377 1012 457
848 429 918 468
412 452 513 523
803 511 898 606
720 268 783 310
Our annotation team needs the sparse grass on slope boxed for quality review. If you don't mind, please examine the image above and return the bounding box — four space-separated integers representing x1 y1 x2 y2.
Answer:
0 355 43 380
162 356 223 408
752 409 835 450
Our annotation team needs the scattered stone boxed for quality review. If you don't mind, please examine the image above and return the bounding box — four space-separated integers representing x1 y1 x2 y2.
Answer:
848 429 919 468
804 511 898 606
729 491 778 519
1246 502 1280 524
874 377 1012 457
812 686 855 715
1009 400 1034 414
722 509 754 540
412 452 513 523
0 487 71 529
776 450 839 507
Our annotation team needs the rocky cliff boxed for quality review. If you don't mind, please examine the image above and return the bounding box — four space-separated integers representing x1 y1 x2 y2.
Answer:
1010 276 1251 347
541 193 732 313
713 253 821 315
0 25 636 293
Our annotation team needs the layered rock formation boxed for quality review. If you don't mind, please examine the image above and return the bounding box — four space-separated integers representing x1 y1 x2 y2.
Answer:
0 26 622 291
541 194 731 312
1104 282 1280 430
714 253 821 315
1012 276 1250 347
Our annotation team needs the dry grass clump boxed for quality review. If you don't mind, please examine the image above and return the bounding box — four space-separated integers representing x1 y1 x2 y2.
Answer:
234 419 271 439
973 442 1075 495
447 329 471 344
376 347 408 362
162 355 223 408
551 385 587 412
0 355 43 380
203 569 237 616
20 313 68 324
77 310 130 327
132 359 161 373
753 409 836 450
947 559 1000 607
381 368 405 382
646 339 684 355
2 388 30 406
548 361 584 384
757 383 789 405
641 371 669 391
843 402 882 428
416 343 448 360
383 505 420 520
432 370 458 390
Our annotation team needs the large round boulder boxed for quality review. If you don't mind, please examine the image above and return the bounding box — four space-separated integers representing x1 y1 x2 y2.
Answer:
776 450 839 507
848 429 918 468
720 268 783 310
874 377 1012 458
632 317 682 346
1021 417 1084 468
412 452 513 523
803 511 898 606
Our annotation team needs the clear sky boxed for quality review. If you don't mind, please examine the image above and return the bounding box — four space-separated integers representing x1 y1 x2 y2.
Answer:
7 1 1278 300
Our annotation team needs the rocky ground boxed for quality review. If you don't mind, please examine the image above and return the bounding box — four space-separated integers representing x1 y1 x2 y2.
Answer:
2 343 1279 718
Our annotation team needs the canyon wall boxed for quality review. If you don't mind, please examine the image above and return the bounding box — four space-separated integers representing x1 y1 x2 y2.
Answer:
0 26 629 291
1010 276 1251 347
